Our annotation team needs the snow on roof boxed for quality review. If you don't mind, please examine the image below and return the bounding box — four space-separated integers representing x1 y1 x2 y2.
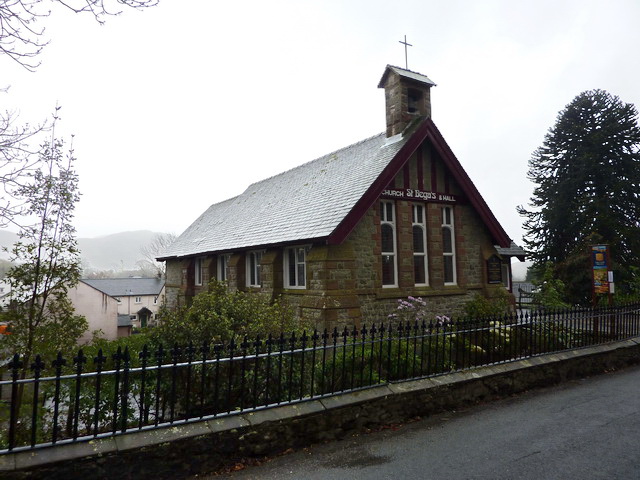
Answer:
159 132 410 259
377 65 436 88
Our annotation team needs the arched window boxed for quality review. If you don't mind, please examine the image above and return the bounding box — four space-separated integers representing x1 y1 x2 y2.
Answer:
380 201 397 287
412 204 428 285
441 207 456 285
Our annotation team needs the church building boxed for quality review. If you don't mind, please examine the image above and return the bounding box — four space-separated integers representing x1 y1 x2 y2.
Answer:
158 65 525 328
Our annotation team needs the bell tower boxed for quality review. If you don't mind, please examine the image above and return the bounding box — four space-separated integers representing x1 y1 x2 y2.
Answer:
378 65 436 138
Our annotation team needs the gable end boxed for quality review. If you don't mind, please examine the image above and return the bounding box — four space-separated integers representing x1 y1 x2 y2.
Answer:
327 118 512 248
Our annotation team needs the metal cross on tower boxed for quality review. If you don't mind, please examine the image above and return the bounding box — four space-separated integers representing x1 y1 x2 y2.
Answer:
399 35 412 69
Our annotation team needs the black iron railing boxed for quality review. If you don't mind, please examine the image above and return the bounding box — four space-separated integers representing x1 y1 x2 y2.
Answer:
1 302 639 453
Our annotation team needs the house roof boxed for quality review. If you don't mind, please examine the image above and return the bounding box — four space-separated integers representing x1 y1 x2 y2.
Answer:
118 314 133 327
159 117 519 261
81 278 165 297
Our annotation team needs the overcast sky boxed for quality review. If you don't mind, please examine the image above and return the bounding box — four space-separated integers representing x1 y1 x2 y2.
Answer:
2 0 639 248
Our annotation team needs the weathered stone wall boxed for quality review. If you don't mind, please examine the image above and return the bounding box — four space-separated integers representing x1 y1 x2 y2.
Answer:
164 197 511 326
4 339 639 480
359 289 480 324
381 69 432 137
164 259 193 308
340 197 506 325
351 208 378 291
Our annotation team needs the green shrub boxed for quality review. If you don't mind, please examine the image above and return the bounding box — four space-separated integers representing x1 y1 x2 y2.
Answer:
532 263 570 309
463 289 511 319
151 280 305 346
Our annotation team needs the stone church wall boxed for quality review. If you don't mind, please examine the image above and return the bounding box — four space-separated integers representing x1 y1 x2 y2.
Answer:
163 197 511 330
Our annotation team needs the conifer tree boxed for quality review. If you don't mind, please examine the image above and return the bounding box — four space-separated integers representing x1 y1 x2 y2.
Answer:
518 89 640 304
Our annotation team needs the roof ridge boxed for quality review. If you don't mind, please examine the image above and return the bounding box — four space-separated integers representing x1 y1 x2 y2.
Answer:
82 277 163 281
378 65 436 88
204 195 240 210
386 64 423 75
245 131 386 187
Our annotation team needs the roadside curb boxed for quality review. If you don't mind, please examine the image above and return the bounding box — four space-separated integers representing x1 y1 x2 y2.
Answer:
2 338 639 479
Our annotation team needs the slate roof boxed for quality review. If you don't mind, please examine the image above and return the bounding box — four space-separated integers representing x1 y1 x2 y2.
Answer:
377 65 437 88
118 314 133 327
81 278 165 297
159 132 410 259
495 242 526 260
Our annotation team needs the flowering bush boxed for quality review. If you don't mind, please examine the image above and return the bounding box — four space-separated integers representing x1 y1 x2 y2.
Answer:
388 296 452 327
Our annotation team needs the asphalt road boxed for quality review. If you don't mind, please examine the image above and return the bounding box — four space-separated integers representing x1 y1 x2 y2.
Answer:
204 365 640 480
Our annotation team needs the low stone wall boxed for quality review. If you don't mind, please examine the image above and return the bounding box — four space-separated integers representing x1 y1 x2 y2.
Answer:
2 338 639 479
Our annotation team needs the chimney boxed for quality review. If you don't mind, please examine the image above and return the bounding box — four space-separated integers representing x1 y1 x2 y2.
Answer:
378 65 436 137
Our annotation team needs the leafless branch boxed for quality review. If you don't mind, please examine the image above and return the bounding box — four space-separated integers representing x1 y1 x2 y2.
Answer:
0 0 158 71
0 106 51 227
139 232 176 277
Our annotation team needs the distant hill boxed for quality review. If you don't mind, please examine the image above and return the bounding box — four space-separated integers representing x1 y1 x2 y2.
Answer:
0 230 18 259
78 230 167 271
0 229 170 273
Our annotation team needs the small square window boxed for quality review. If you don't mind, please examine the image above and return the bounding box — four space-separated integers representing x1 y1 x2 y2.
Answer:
246 250 264 287
135 296 142 304
284 246 309 289
194 257 204 286
218 254 231 282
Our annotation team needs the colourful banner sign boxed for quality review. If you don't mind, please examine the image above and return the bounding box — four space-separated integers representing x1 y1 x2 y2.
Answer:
591 245 609 295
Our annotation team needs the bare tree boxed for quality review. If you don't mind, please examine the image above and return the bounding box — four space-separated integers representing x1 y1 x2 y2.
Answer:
0 107 50 227
139 232 176 277
1 0 158 71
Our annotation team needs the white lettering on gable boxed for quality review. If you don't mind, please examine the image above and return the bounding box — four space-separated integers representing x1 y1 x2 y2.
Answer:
382 188 458 203
413 190 437 200
382 189 405 198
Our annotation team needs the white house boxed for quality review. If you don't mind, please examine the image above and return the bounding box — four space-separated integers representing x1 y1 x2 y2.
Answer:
68 281 119 343
81 278 166 329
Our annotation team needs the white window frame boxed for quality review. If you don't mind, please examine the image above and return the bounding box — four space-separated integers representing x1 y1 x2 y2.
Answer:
194 257 204 286
442 206 457 285
153 296 158 305
115 297 122 304
501 262 511 290
412 204 429 286
134 296 142 304
284 245 309 289
380 200 398 287
246 250 264 288
217 254 231 282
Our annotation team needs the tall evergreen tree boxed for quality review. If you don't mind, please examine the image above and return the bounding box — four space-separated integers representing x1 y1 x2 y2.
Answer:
518 89 640 304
